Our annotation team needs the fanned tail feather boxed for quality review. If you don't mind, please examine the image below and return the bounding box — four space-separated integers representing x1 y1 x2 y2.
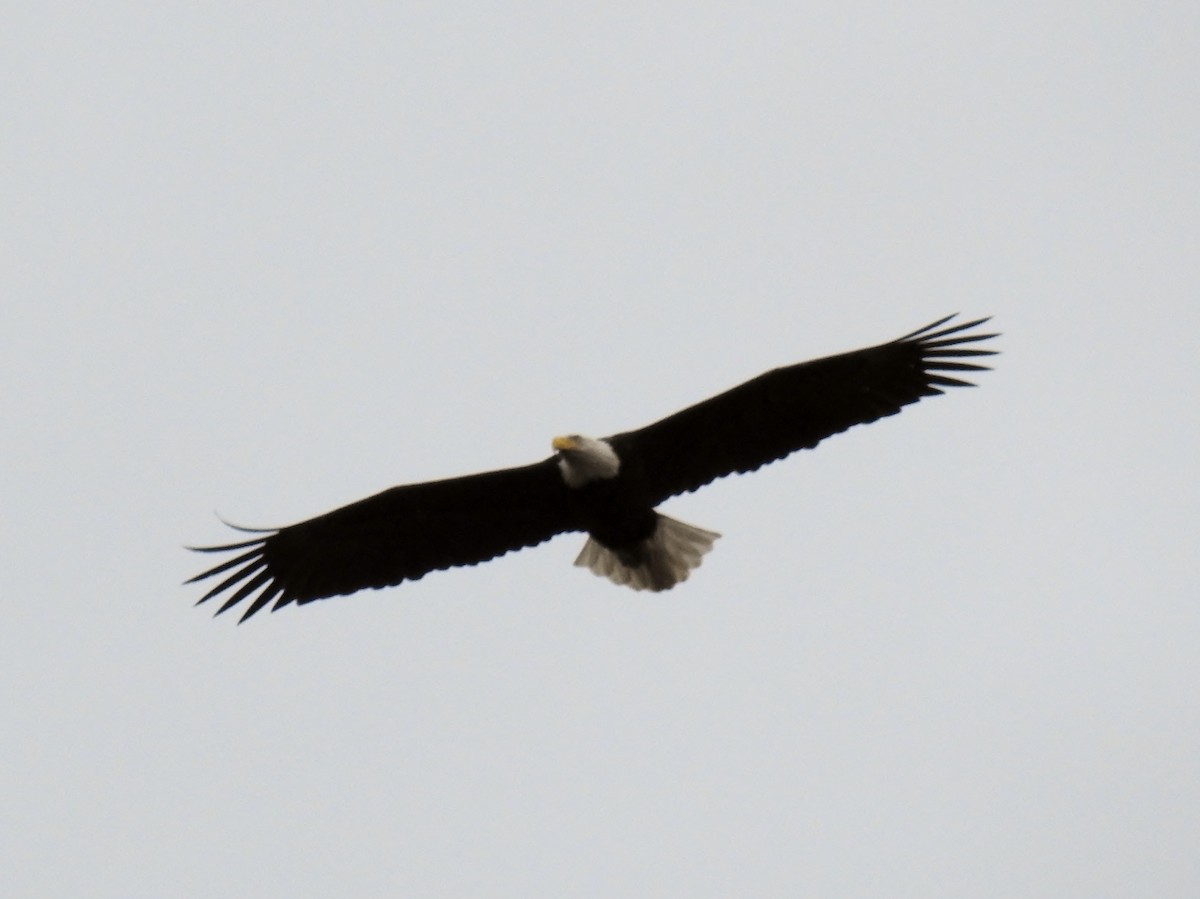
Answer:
574 514 721 591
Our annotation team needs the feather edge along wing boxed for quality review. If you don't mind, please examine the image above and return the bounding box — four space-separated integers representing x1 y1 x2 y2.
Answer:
186 459 574 622
610 314 997 505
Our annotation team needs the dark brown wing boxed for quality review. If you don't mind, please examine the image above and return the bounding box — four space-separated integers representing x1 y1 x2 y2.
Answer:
187 458 574 622
608 315 997 506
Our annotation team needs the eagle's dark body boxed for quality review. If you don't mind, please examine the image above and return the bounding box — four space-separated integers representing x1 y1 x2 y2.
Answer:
561 461 657 554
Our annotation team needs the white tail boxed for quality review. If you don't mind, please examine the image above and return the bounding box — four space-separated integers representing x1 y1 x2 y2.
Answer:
573 514 721 591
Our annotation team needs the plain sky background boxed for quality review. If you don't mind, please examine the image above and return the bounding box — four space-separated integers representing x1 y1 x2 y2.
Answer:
5 3 1198 897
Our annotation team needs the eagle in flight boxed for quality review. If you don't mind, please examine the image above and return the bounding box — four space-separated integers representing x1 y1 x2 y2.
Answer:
188 314 997 621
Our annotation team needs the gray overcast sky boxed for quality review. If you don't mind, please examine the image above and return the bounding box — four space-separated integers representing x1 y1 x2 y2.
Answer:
5 3 1198 897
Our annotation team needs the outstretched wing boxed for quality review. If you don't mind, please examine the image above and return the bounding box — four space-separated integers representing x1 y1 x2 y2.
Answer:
187 458 573 622
609 314 997 506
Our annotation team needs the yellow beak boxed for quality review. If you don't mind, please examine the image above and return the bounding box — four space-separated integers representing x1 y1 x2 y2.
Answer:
551 435 577 452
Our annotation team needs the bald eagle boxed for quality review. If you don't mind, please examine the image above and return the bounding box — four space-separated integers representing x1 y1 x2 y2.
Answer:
188 314 996 621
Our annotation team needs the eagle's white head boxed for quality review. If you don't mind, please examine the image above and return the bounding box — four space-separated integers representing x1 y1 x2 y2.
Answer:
551 434 620 488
